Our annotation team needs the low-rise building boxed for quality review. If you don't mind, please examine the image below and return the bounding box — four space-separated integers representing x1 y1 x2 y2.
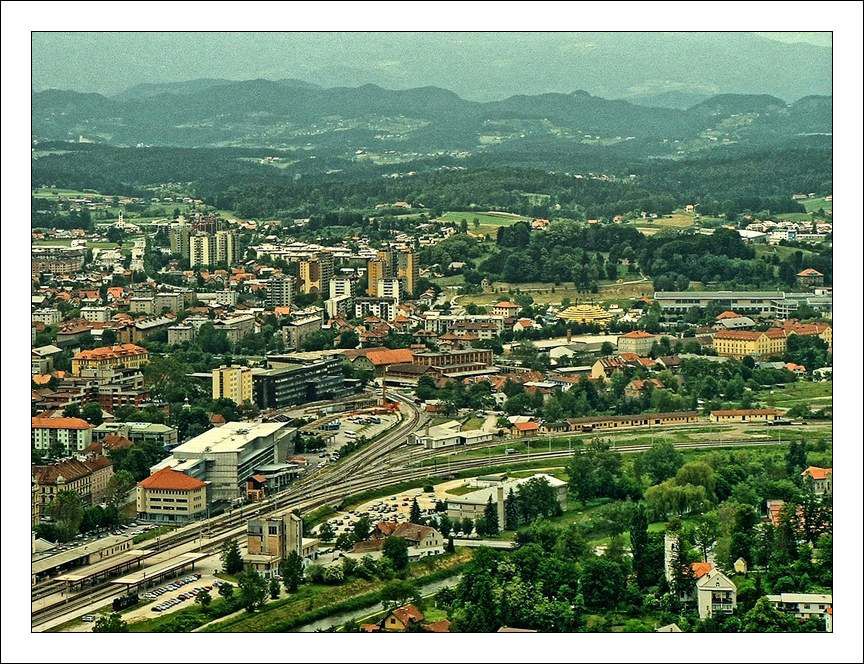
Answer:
446 473 566 524
136 467 208 523
244 512 319 577
801 466 832 494
764 593 832 623
93 421 179 447
32 308 62 325
617 330 657 356
709 408 780 423
695 567 737 620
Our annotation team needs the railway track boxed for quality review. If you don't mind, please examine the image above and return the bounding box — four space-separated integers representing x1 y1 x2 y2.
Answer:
33 417 785 630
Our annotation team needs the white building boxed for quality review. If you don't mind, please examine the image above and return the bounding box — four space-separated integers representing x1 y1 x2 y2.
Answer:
764 593 832 624
150 421 294 503
32 308 62 325
329 277 354 299
80 306 112 323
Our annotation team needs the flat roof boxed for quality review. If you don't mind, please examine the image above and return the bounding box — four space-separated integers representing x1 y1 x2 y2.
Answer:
32 534 134 574
55 549 152 582
654 291 785 299
110 552 206 586
172 421 287 454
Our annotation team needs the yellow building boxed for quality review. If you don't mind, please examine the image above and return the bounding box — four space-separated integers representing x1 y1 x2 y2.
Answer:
712 329 787 359
396 248 419 296
71 343 149 376
212 364 253 405
556 304 613 327
136 467 208 523
367 258 388 296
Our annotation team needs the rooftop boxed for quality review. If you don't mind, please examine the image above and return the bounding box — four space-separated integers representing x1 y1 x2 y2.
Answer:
138 467 206 491
172 420 288 454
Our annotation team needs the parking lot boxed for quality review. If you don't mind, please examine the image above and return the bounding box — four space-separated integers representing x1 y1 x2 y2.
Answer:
36 521 158 558
299 412 400 470
315 484 441 543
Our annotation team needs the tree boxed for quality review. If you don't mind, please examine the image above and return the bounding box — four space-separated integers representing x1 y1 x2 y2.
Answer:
504 488 519 530
438 514 452 537
217 582 234 601
741 597 799 632
353 515 372 541
47 490 84 541
105 469 136 508
318 521 335 541
785 441 808 476
580 556 627 609
81 402 104 426
409 497 422 524
636 441 684 484
383 536 409 571
675 461 716 497
281 551 304 592
381 579 421 609
269 577 281 600
221 539 244 575
693 513 720 562
92 612 128 633
460 517 475 536
195 588 212 608
629 503 651 589
335 532 355 551
483 495 500 536
237 568 268 612
62 403 81 418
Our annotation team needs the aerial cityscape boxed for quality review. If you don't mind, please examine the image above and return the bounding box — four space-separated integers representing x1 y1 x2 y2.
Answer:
17 24 846 648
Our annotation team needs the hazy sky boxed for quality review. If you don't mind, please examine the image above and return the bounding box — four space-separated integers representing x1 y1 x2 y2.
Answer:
31 31 832 100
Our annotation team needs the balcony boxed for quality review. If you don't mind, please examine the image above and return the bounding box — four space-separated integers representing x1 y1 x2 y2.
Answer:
711 602 735 613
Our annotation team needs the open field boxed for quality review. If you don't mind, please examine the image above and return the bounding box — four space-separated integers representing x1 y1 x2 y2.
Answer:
438 210 529 237
32 238 140 251
32 188 102 199
759 380 832 409
457 277 650 308
801 196 832 214
754 244 816 260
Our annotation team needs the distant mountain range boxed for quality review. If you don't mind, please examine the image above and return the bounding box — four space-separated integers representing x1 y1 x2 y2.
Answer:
32 79 831 156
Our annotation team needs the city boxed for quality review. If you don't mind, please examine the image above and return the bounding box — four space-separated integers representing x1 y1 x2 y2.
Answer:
2 14 860 663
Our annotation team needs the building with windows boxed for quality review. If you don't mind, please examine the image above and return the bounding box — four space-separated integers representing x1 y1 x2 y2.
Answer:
252 356 348 409
266 276 294 309
281 314 323 350
31 417 93 454
712 329 788 359
212 365 253 405
93 421 178 447
796 268 824 288
617 330 657 356
763 593 832 623
168 221 191 258
149 421 294 503
298 252 334 295
801 466 832 494
329 277 354 299
376 277 402 303
32 457 114 519
244 512 319 577
71 343 149 376
654 290 832 320
136 467 208 523
32 308 62 325
366 258 388 297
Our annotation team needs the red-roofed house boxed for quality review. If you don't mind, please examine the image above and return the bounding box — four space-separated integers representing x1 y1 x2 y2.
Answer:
136 467 208 523
796 268 824 288
382 604 425 631
801 466 832 494
512 421 540 437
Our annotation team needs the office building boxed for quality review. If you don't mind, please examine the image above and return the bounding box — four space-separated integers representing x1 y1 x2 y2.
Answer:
149 421 294 503
253 356 348 409
136 467 208 524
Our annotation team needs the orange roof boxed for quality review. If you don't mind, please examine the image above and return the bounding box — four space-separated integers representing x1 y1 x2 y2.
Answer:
274 306 292 316
621 330 655 338
691 562 714 579
422 619 452 633
514 421 540 431
716 310 741 319
363 348 414 366
390 604 424 625
31 416 91 430
802 466 832 481
74 343 147 360
711 408 780 417
495 301 519 308
797 268 823 276
138 467 206 491
31 374 54 386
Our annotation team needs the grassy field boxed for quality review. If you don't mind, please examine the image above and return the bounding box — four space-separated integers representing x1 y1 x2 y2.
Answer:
801 196 832 214
32 238 141 251
759 381 832 409
754 244 815 260
438 210 529 237
32 188 102 199
457 277 650 308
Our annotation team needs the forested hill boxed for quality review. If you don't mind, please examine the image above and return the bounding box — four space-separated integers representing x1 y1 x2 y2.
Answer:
32 79 831 153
